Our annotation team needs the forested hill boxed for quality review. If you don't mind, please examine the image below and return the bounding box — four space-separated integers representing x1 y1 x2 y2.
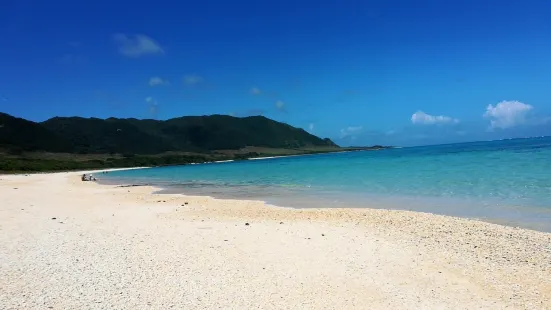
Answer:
0 113 337 154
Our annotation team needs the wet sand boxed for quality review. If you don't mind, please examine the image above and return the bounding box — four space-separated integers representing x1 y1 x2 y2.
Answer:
1 170 550 309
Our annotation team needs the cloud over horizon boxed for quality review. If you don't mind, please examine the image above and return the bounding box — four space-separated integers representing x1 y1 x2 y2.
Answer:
411 111 459 125
484 100 534 129
340 126 363 138
113 34 164 58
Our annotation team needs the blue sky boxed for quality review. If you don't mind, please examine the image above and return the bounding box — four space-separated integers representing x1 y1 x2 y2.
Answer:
1 0 551 146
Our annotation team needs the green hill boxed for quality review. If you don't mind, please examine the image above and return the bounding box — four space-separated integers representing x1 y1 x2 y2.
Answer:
0 112 340 172
1 113 337 154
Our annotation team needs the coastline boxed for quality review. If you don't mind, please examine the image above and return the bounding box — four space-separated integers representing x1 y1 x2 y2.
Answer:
1 170 550 309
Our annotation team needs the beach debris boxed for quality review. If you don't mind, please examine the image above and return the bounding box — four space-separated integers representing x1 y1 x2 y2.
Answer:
51 217 56 220
13 188 18 190
81 174 97 181
245 223 250 226
322 234 325 236
184 202 189 205
280 222 284 224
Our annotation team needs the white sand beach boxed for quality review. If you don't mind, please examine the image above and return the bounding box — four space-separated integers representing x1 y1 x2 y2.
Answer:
1 170 550 309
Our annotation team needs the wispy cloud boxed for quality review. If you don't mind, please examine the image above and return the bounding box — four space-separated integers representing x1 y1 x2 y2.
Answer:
411 111 459 125
113 34 164 58
340 126 363 138
275 100 287 113
484 100 533 129
308 123 315 131
149 76 169 87
145 96 159 118
249 87 262 95
183 74 204 86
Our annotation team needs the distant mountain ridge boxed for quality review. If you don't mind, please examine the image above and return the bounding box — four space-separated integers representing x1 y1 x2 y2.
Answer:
0 112 337 154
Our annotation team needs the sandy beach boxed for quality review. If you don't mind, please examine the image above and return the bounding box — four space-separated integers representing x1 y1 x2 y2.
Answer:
1 170 550 309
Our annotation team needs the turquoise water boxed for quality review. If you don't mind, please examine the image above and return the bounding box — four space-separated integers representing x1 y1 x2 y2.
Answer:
102 137 551 232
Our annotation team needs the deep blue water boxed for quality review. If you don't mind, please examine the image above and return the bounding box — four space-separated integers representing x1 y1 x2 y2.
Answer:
102 137 551 232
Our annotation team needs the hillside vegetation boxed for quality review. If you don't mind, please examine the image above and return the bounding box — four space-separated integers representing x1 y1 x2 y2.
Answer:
1 113 336 154
0 112 350 172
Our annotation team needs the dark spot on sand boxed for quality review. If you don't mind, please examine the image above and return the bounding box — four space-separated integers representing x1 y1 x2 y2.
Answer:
51 217 56 220
185 202 189 205
245 223 250 226
322 234 325 236
224 240 228 242
280 222 284 224
13 188 18 190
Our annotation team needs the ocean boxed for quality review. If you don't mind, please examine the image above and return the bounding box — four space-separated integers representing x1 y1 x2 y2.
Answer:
101 137 551 232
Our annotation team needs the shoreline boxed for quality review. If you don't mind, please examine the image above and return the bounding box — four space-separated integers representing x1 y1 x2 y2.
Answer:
100 167 551 234
1 170 550 308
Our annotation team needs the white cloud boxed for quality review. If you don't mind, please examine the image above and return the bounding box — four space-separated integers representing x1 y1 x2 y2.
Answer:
113 34 164 58
484 100 533 129
145 97 158 118
250 87 261 95
183 74 204 86
308 123 314 131
275 100 287 113
411 111 459 125
340 126 363 138
149 76 169 86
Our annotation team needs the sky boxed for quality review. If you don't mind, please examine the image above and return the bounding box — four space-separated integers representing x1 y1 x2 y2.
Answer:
1 0 551 146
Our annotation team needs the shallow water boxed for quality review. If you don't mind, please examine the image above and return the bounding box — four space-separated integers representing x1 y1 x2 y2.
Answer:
102 137 551 232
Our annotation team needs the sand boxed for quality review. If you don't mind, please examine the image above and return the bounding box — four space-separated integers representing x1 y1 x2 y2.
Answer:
1 170 550 309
